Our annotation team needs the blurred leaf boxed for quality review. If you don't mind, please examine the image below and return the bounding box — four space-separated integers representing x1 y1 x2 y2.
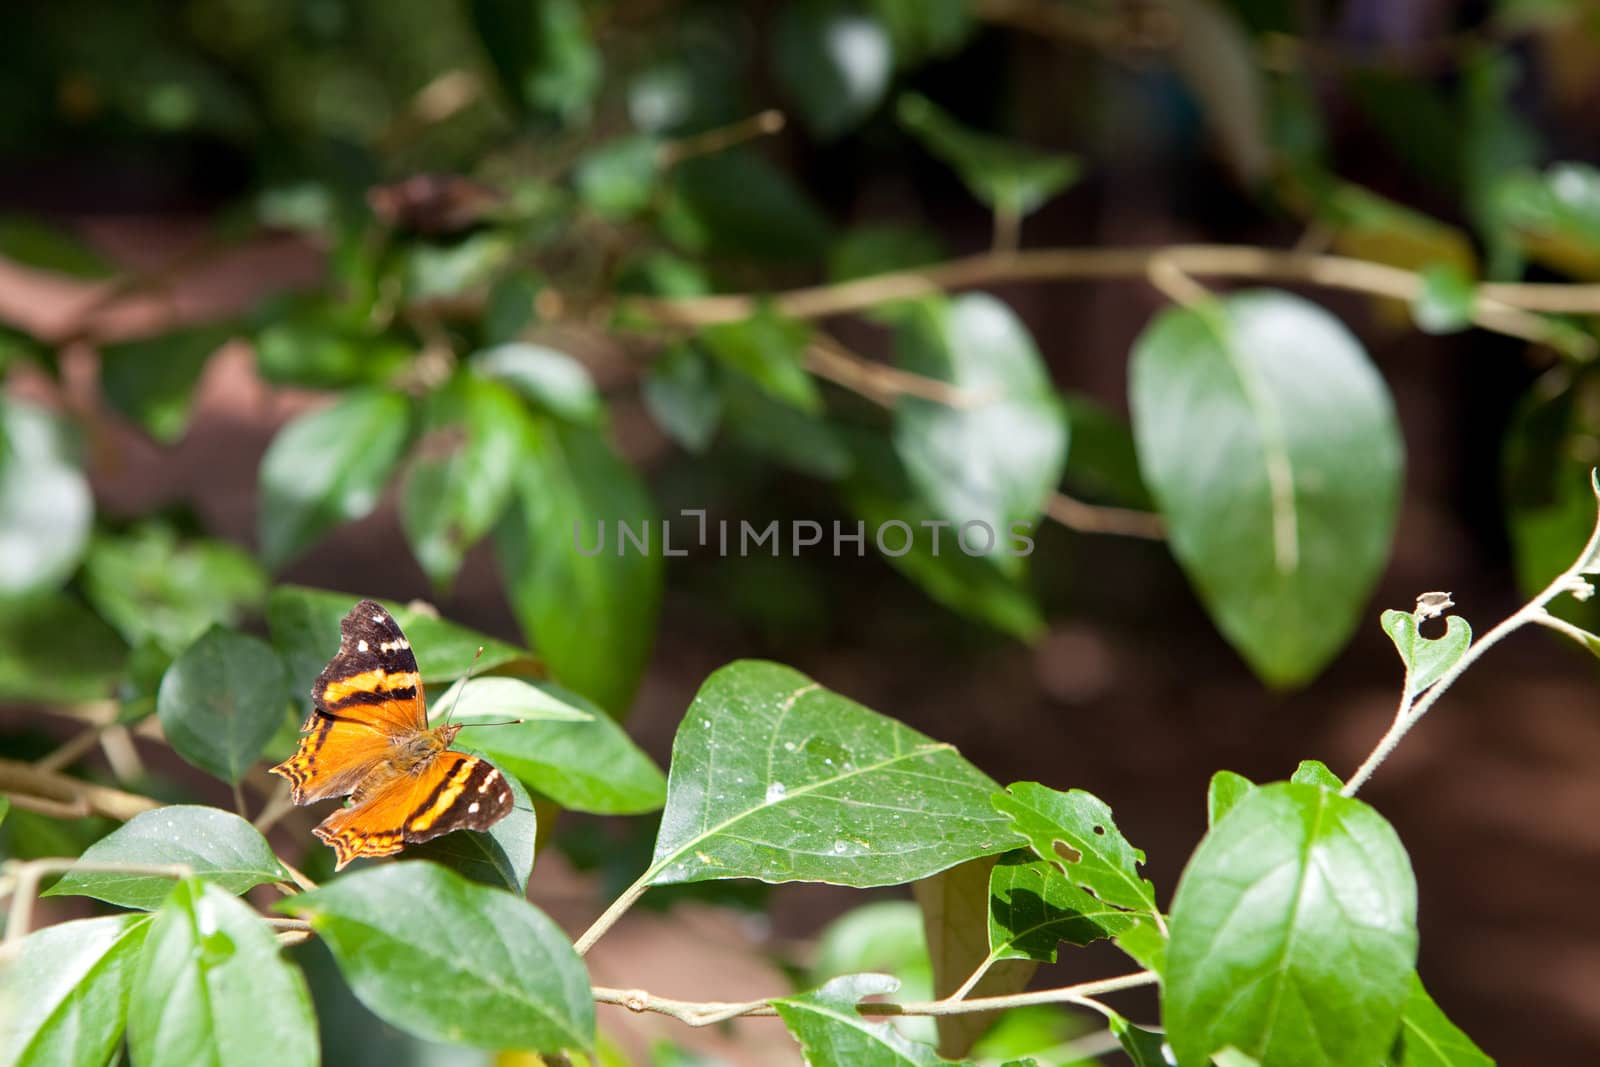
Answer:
253 302 413 389
1060 393 1152 509
282 863 594 1052
991 783 1159 919
0 914 151 1067
400 374 524 590
1411 265 1477 335
1168 0 1270 183
1497 162 1600 278
1130 290 1403 687
897 94 1080 218
0 216 113 278
774 2 894 137
82 524 265 654
128 880 317 1067
470 0 601 124
828 225 947 283
870 0 973 63
646 660 1019 887
449 679 666 814
575 134 661 219
1164 783 1417 1067
616 251 713 298
1207 769 1257 827
1325 184 1477 277
258 390 412 569
1381 610 1473 700
813 901 933 995
893 294 1068 575
407 770 538 893
699 309 819 414
404 233 513 301
1390 974 1494 1067
157 625 289 784
664 150 832 260
474 342 602 424
483 270 541 345
772 973 946 1065
916 856 1032 1057
1460 47 1541 281
643 342 723 452
0 595 126 703
266 585 533 699
496 416 662 714
724 377 853 478
46 806 287 911
434 675 594 725
99 326 231 443
987 851 1136 963
0 399 93 598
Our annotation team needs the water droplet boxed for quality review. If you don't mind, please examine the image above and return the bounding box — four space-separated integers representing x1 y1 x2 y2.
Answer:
783 741 796 751
765 782 787 803
823 757 833 766
833 840 848 853
700 719 710 728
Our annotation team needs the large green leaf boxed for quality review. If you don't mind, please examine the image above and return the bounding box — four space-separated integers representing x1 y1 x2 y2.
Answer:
773 1 894 137
896 94 1080 218
772 973 948 1066
407 770 538 894
281 863 594 1053
474 343 603 425
469 0 600 124
128 879 317 1067
99 326 231 443
1389 974 1494 1067
1129 290 1403 687
990 783 1158 917
45 806 287 911
646 661 1018 887
0 594 127 703
0 914 151 1067
0 399 93 598
157 626 290 784
987 851 1135 963
1163 782 1418 1067
258 389 412 569
892 294 1068 575
495 416 662 714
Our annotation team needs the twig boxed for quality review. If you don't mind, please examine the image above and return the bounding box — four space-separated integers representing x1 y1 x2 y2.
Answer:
0 757 161 821
806 335 990 408
1147 255 1212 307
278 860 318 893
1044 492 1165 540
252 778 297 835
658 110 786 167
2 859 190 948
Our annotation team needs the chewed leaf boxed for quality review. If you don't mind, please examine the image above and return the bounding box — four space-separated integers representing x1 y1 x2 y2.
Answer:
990 783 1157 917
987 852 1135 964
771 974 949 1066
1382 609 1472 697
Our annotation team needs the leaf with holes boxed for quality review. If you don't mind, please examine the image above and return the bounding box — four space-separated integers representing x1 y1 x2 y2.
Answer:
987 851 1137 964
158 626 289 784
45 806 287 910
1382 610 1473 699
990 783 1157 918
1389 974 1493 1067
0 914 151 1067
772 973 947 1066
645 660 1018 888
1130 290 1403 688
1164 782 1417 1067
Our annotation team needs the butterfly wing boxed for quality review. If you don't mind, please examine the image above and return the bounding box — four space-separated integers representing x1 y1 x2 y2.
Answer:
270 600 428 804
311 751 514 870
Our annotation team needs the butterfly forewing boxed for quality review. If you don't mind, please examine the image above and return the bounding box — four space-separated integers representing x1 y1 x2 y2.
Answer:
311 599 428 731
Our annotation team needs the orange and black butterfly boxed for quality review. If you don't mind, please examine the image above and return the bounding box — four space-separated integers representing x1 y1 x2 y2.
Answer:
270 600 513 870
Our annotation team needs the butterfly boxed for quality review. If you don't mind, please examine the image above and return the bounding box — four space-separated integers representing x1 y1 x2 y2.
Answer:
270 599 513 870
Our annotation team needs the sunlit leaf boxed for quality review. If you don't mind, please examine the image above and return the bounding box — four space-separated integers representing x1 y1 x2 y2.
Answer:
1207 770 1256 827
990 782 1158 918
915 856 1029 1056
0 915 151 1067
896 94 1080 218
0 399 93 598
475 342 603 425
1381 609 1473 698
774 2 894 137
1389 974 1494 1067
987 851 1136 963
157 626 290 784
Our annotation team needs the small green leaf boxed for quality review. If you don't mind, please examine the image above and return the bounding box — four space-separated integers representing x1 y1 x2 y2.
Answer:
0 399 93 598
1496 162 1600 278
896 94 1080 218
0 216 113 278
1164 782 1418 1067
45 806 287 910
774 2 894 137
1411 265 1476 335
281 863 594 1052
258 389 412 569
483 270 541 345
987 851 1135 963
1060 393 1153 509
1290 759 1343 791
404 234 513 301
474 343 603 424
253 303 412 389
575 135 661 219
407 771 538 893
643 343 723 452
1381 610 1473 698
1390 974 1494 1067
990 782 1158 917
128 879 317 1067
1110 1011 1173 1067
0 914 151 1067
1207 770 1257 827
648 660 1018 887
828 225 946 283
99 326 231 443
812 901 933 996
699 309 819 414
723 377 853 479
469 0 601 123
1130 290 1404 687
665 150 832 261
157 626 289 784
434 676 594 725
772 973 948 1066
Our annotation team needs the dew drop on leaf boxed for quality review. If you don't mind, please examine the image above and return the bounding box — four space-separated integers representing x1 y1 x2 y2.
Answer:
766 782 787 803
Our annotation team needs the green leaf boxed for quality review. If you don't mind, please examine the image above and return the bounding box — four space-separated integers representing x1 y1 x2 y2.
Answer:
1381 609 1473 699
0 795 7 829
869 0 973 63
643 342 723 452
1167 0 1270 183
128 879 317 1067
723 377 853 479
45 806 287 910
990 782 1158 917
81 524 266 654
1129 290 1403 687
0 914 151 1067
1290 759 1343 791
1207 770 1257 827
827 225 947 284
0 216 113 278
435 675 595 725
699 309 819 414
1110 1012 1172 1067
0 595 126 703
665 150 832 261
774 2 894 137
253 304 412 389
483 270 541 345
448 679 666 814
813 901 932 995
1164 782 1418 1067
99 326 231 443
266 586 533 702
896 94 1080 217
258 389 412 569
1390 974 1494 1067
0 399 93 598
469 0 601 124
987 851 1135 963
575 134 661 220
1411 265 1476 335
157 626 290 784
1496 162 1600 278
1060 393 1152 509
281 862 594 1052
400 374 524 590
496 417 662 714
646 661 1018 887
772 973 948 1066
475 342 603 425
407 770 538 893
893 294 1068 574
404 234 514 302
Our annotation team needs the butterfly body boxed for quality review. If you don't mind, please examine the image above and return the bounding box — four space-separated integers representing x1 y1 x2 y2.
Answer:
270 600 513 870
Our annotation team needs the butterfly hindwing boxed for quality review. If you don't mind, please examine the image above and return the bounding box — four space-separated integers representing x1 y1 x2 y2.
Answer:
311 599 427 733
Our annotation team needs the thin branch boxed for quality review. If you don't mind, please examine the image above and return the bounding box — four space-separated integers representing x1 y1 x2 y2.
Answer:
658 110 787 167
252 778 297 835
1045 491 1166 540
2 859 190 948
0 757 161 821
806 334 991 408
1147 255 1212 307
573 871 652 956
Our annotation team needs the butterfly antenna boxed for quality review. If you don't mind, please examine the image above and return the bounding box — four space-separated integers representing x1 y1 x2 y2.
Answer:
439 646 485 729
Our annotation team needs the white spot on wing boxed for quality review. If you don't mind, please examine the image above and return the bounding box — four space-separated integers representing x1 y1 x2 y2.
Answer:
357 640 368 652
467 802 480 814
371 614 384 623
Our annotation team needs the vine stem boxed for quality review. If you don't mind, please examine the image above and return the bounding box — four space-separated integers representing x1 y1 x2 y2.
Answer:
572 870 654 956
